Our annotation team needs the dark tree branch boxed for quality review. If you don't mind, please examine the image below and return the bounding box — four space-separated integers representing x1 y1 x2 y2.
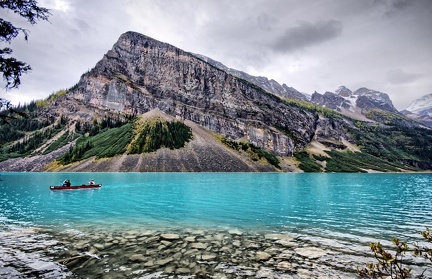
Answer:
0 19 29 42
0 0 50 24
0 0 50 91
1 47 31 89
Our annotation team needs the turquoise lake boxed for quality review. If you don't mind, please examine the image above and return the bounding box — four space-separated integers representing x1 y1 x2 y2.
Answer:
1 172 431 241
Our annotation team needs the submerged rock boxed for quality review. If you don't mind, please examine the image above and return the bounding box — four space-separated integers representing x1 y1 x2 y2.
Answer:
255 251 271 262
190 243 208 250
295 247 328 259
0 228 69 278
160 233 180 241
129 254 146 262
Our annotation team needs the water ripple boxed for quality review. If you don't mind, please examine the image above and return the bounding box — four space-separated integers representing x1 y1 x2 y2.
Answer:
0 172 431 243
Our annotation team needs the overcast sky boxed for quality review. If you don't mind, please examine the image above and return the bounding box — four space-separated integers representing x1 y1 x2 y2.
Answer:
1 0 431 110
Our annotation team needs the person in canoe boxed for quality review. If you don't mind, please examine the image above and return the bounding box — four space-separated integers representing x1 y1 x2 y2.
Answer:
62 179 71 187
89 179 95 185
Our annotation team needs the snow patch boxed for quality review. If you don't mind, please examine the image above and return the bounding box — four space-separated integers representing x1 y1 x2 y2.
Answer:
406 93 432 113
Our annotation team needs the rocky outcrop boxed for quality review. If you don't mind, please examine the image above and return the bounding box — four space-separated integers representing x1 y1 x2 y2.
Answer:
51 31 349 157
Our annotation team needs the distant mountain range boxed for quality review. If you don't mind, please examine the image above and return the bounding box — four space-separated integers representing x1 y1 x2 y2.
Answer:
193 54 432 128
0 31 431 172
402 93 432 127
193 53 309 101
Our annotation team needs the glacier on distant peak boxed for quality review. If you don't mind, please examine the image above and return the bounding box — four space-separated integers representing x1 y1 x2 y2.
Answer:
405 93 432 114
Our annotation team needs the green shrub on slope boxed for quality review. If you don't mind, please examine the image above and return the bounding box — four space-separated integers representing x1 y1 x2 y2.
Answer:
60 123 133 164
128 118 193 154
294 151 322 172
221 137 281 169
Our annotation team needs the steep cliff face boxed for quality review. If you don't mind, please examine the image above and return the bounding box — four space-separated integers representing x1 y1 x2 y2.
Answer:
58 31 347 156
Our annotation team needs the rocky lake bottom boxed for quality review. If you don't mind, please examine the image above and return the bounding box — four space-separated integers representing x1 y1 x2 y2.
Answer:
0 224 390 279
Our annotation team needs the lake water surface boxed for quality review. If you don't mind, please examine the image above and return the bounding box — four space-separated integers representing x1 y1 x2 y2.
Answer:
1 172 431 278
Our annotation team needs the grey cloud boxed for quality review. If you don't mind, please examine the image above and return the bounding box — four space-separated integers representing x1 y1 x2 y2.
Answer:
376 0 432 17
252 13 278 32
384 0 412 11
271 19 343 53
386 69 423 85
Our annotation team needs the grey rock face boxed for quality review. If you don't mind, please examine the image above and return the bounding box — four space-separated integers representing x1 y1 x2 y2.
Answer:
335 86 352 97
311 91 350 111
60 31 349 156
355 95 398 113
352 87 398 113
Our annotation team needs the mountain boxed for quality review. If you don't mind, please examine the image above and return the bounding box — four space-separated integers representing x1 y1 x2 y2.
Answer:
0 31 431 172
402 93 432 127
193 53 309 101
311 86 399 115
309 86 425 126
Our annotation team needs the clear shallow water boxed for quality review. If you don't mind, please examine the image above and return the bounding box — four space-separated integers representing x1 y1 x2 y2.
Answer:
1 172 431 242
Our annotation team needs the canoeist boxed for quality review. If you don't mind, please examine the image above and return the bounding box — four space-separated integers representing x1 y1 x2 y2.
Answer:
89 179 95 185
62 179 71 187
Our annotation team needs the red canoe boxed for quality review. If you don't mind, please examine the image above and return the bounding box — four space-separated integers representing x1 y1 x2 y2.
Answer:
49 184 102 190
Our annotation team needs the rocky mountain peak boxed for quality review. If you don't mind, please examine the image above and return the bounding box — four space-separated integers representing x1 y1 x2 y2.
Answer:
63 31 346 157
118 31 174 51
402 93 432 127
310 86 399 120
405 93 432 114
353 87 393 106
335 86 352 97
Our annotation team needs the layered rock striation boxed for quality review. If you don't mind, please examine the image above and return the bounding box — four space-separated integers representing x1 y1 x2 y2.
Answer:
56 31 349 156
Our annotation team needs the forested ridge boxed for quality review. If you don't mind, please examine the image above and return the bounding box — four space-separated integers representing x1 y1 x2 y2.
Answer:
1 94 432 172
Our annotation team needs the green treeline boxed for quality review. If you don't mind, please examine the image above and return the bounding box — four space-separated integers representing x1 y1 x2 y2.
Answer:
294 151 322 172
128 119 193 154
2 116 67 157
364 109 416 126
349 122 432 164
0 111 58 145
42 132 79 155
75 115 131 136
60 123 133 164
294 150 412 173
221 137 281 169
59 118 193 165
293 120 432 172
